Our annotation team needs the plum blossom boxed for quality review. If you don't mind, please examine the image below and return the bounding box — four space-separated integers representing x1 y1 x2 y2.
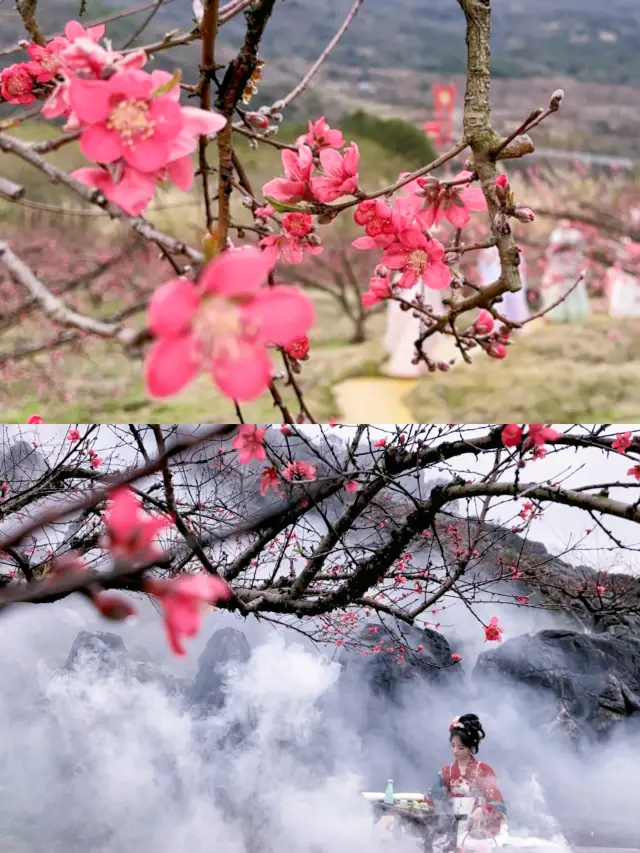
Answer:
144 247 315 402
484 616 503 642
296 116 344 149
103 486 173 563
415 171 486 229
501 424 523 447
281 460 317 481
382 227 451 290
144 573 232 656
362 274 391 307
0 64 36 104
232 424 267 464
262 145 314 203
310 142 360 203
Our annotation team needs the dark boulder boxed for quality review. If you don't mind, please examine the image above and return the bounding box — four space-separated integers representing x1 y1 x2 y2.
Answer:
189 626 251 711
475 628 640 737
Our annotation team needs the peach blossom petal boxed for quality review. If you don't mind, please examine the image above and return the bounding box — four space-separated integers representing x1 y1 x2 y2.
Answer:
148 278 199 337
68 76 112 123
180 105 227 137
423 259 451 290
248 286 315 345
80 123 123 164
200 246 273 298
145 334 202 397
166 155 194 191
211 342 273 401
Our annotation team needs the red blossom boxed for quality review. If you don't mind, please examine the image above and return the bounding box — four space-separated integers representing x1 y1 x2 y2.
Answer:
232 424 267 464
613 431 633 453
144 573 232 656
484 616 504 642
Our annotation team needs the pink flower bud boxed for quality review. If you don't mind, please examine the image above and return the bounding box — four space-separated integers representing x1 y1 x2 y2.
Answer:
92 593 137 621
495 174 510 205
513 204 535 223
487 341 508 360
473 309 495 335
245 111 269 130
375 264 389 278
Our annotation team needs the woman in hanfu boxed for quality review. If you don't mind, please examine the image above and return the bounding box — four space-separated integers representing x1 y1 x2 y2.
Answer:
427 714 506 847
539 221 590 322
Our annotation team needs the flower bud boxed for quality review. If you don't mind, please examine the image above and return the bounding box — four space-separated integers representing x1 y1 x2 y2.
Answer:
549 89 564 110
245 111 269 130
92 592 137 622
512 204 535 223
375 264 389 278
487 341 508 359
494 174 510 205
473 309 495 336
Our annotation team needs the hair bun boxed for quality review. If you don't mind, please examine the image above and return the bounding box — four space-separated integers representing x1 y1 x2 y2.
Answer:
450 713 486 754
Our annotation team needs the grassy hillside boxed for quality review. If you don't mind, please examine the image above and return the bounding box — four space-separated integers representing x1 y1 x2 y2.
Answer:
1 0 640 87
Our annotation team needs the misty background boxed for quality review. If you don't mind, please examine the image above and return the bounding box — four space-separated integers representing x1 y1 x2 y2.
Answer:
0 423 639 853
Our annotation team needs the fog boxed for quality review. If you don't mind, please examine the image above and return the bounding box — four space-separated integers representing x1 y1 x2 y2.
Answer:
1 423 639 852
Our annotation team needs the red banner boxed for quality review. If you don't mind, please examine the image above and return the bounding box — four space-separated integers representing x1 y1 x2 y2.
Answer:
430 83 457 148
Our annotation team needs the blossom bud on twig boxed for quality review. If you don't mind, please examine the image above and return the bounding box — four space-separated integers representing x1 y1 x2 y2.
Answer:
494 174 510 205
512 204 535 223
549 89 564 110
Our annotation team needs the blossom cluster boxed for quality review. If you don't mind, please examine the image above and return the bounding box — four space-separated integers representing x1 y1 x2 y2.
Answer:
2 21 227 215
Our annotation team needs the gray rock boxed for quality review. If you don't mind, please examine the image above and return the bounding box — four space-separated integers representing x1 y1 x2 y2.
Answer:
189 627 251 711
475 628 640 737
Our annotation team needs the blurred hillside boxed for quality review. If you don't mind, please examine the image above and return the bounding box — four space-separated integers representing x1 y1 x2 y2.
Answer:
1 0 640 155
2 0 639 83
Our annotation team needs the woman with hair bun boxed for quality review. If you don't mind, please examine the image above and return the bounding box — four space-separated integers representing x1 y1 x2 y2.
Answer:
428 713 506 843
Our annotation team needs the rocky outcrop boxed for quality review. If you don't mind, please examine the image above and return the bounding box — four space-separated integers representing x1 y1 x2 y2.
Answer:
189 626 251 711
63 630 188 696
475 628 640 737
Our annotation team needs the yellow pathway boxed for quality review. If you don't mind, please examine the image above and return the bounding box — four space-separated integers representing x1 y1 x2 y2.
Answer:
334 376 418 423
333 320 544 423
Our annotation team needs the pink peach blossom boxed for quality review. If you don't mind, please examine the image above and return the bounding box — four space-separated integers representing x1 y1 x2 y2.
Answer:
103 486 173 563
417 171 486 230
73 164 156 216
145 573 232 656
361 274 391 307
382 228 451 290
144 247 315 402
281 460 317 481
232 424 267 464
310 142 360 203
26 42 65 83
69 69 184 173
262 145 314 203
296 116 345 149
0 64 36 104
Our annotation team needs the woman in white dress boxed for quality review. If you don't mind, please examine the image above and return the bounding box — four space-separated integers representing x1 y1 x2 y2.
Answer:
539 222 590 322
606 237 640 319
475 245 530 325
382 277 447 378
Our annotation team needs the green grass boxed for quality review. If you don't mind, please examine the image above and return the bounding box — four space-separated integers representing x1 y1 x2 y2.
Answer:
409 315 640 422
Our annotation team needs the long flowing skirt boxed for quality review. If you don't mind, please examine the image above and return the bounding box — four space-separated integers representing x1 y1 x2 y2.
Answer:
383 282 446 378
